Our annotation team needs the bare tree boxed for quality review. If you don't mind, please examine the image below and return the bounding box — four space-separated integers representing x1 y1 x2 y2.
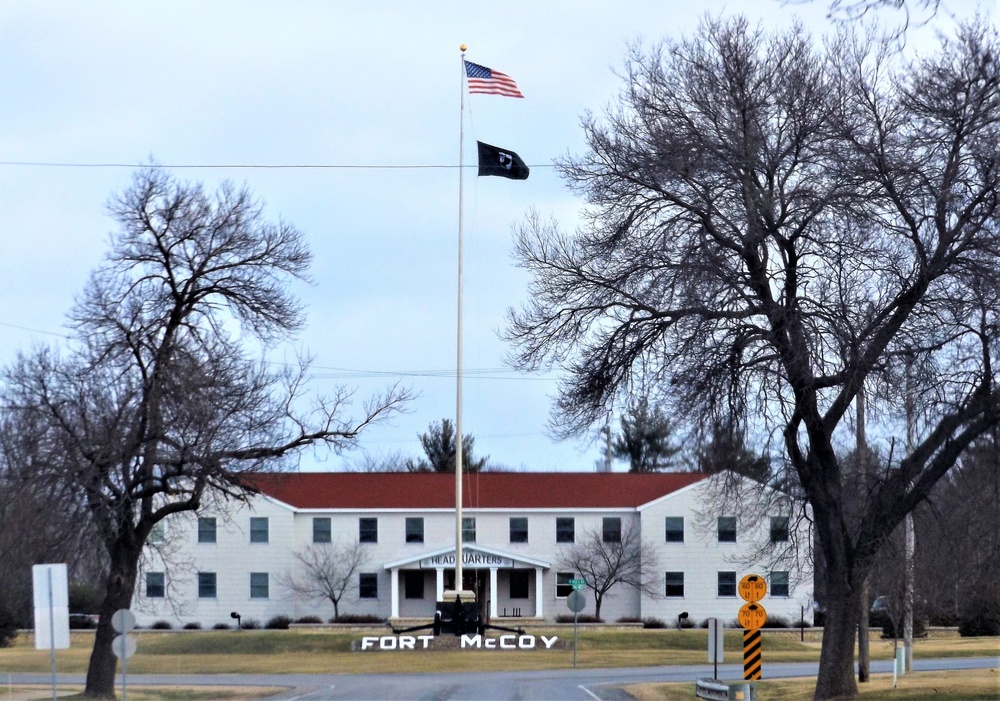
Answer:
911 430 1000 627
0 169 409 698
0 406 106 627
279 541 372 620
558 520 659 620
504 17 998 700
785 0 942 44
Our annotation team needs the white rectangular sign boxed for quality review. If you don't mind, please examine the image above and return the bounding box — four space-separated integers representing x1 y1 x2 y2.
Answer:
32 564 70 650
707 617 724 663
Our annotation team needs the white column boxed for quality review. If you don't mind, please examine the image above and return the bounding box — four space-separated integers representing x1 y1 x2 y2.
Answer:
436 568 444 601
390 568 399 619
535 567 544 618
489 567 499 619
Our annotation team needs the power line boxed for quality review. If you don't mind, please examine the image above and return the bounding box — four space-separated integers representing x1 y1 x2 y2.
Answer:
0 321 552 382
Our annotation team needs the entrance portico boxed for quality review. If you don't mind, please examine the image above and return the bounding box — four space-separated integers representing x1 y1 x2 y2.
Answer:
384 545 550 621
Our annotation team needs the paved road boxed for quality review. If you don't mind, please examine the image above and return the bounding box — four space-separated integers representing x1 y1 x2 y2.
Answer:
8 657 998 700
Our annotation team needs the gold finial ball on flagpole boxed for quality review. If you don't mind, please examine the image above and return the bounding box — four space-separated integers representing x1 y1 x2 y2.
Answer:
460 44 467 52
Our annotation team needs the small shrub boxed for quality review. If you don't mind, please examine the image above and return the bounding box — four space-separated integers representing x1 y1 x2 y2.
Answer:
241 618 261 630
182 622 202 630
555 614 602 623
0 605 18 648
265 615 292 630
929 612 958 627
328 614 385 624
678 617 696 629
959 598 1000 637
643 617 667 629
878 616 928 639
294 616 323 624
762 616 790 629
150 620 173 630
68 584 101 617
212 623 231 630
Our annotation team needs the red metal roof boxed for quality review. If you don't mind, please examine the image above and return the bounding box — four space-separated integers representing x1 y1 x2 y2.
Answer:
246 471 709 510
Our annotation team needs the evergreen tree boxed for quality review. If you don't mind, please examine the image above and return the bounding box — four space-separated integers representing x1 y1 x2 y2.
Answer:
612 399 680 472
408 418 488 473
696 420 771 483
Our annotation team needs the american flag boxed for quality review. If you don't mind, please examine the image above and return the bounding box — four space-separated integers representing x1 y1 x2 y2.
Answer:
464 60 524 98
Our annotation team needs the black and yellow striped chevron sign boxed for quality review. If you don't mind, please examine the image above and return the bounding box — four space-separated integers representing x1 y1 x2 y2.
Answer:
743 628 762 680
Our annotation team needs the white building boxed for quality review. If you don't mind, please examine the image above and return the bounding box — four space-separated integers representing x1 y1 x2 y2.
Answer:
138 471 812 628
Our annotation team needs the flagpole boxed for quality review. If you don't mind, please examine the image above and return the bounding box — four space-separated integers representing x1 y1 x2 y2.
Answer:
455 44 467 598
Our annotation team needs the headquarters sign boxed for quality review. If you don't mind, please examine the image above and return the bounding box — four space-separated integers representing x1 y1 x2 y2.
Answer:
418 548 513 569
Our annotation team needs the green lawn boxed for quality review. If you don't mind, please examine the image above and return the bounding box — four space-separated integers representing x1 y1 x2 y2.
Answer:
0 628 995 678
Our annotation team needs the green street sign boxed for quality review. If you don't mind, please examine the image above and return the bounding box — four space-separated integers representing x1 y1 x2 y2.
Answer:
570 578 586 590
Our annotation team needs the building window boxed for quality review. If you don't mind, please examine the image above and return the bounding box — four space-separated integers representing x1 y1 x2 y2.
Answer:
770 516 790 543
250 517 269 544
146 572 165 598
718 516 737 543
250 572 269 599
665 516 684 543
198 517 217 544
462 517 476 543
509 517 528 544
405 517 424 543
665 572 684 597
198 572 217 599
312 517 332 544
359 573 378 599
359 517 378 543
718 571 737 597
770 571 790 597
509 570 530 599
404 571 424 599
556 572 576 598
603 516 622 543
556 517 575 543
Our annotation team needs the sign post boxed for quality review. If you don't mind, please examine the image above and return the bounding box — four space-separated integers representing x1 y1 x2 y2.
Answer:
738 574 767 682
32 564 69 701
566 589 586 669
111 609 137 701
706 617 724 680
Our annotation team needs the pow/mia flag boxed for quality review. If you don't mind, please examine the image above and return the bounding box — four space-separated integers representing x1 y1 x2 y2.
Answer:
477 141 529 180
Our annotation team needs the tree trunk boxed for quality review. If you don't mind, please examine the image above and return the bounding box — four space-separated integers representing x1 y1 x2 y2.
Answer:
856 386 870 683
814 586 863 700
84 545 140 699
858 589 870 682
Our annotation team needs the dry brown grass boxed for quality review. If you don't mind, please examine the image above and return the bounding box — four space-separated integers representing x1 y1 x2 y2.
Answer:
625 668 1000 701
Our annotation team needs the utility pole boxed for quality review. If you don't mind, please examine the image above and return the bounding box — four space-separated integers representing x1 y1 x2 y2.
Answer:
857 383 871 683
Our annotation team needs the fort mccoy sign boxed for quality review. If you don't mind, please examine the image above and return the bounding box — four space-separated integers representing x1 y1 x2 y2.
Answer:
356 633 562 651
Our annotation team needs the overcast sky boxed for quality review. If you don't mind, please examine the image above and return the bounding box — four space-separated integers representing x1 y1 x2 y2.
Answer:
0 1 991 472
